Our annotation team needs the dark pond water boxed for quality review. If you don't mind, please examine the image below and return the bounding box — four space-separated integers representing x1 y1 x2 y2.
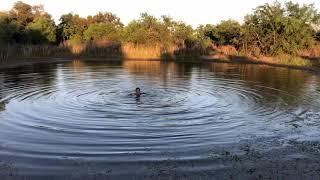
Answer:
1 60 320 179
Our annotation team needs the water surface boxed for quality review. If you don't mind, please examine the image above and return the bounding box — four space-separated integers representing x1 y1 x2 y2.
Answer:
0 60 320 178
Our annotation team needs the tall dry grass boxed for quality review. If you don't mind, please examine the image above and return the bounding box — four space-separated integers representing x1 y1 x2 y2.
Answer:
298 44 320 59
0 44 71 61
121 43 178 59
0 41 208 61
202 45 316 67
0 43 121 61
65 40 122 57
273 54 313 67
122 44 162 59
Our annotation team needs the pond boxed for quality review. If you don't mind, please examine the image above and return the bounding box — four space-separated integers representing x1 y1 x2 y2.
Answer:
0 60 320 179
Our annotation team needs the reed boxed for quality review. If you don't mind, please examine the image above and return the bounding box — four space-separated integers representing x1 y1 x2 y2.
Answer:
0 44 71 61
121 43 180 59
274 54 313 67
298 44 320 59
241 53 313 67
0 41 209 61
1 43 316 69
122 44 163 59
62 41 178 59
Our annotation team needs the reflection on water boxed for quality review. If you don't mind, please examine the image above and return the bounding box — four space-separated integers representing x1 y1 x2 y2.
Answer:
206 63 317 109
0 74 4 111
123 60 191 76
0 60 320 178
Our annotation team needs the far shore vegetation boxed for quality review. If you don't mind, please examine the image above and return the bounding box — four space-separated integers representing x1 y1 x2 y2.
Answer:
1 1 320 68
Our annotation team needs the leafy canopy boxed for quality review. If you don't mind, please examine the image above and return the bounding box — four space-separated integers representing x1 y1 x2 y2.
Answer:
241 1 320 55
27 17 56 44
83 23 120 41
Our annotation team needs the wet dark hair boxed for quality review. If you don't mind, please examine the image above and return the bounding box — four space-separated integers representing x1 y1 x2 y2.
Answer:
136 87 140 91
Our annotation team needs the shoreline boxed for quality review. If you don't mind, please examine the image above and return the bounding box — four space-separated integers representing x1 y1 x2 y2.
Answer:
201 55 320 74
0 56 319 74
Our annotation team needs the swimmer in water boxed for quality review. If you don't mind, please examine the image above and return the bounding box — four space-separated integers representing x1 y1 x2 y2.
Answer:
134 87 145 97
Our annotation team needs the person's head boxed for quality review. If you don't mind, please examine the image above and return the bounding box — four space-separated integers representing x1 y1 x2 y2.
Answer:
135 87 141 94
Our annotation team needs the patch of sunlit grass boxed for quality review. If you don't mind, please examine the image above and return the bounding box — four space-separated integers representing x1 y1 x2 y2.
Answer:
298 44 320 59
275 54 312 67
122 44 166 59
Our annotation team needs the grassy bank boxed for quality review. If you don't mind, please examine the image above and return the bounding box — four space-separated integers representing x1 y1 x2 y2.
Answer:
202 45 320 69
1 43 320 71
0 42 209 61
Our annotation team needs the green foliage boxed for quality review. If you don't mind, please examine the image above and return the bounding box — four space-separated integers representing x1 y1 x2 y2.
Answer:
123 13 169 45
195 24 215 46
83 23 120 41
27 17 56 44
196 21 241 47
68 34 85 45
0 13 20 43
196 24 214 40
160 15 195 45
122 13 198 49
1 1 56 44
9 1 34 26
87 12 123 28
170 21 194 46
57 12 123 43
212 20 241 46
241 1 320 55
57 13 87 42
276 54 312 67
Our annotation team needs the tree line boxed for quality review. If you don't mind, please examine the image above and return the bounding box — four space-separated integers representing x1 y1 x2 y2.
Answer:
0 1 320 57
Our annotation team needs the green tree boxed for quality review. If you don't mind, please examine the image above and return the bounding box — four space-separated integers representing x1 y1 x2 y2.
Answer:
87 12 123 28
3 1 57 44
57 13 88 42
0 11 25 43
170 20 194 46
211 20 241 46
123 13 168 45
83 23 119 41
123 13 194 47
195 24 214 48
196 24 215 41
9 1 34 26
27 16 56 44
241 1 320 55
0 13 20 43
122 20 148 44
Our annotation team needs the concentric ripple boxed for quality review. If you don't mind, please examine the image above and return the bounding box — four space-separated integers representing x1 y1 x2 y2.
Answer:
0 60 320 176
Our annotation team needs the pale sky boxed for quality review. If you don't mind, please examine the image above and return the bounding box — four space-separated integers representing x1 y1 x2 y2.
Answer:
1 0 319 27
